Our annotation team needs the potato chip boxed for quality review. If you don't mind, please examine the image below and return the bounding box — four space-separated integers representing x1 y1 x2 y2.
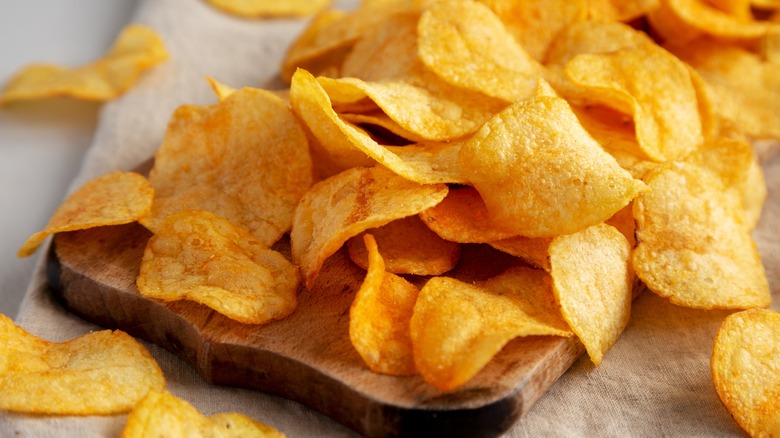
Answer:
18 170 153 258
632 162 771 309
648 0 776 42
586 0 660 21
137 210 300 325
205 76 237 101
0 314 164 415
711 309 780 438
564 44 703 161
347 216 460 276
410 267 572 391
544 20 654 66
205 0 329 17
1 24 167 104
349 235 420 375
458 96 645 237
141 87 312 246
549 224 633 365
416 0 541 102
121 389 284 438
477 0 586 62
487 236 553 271
290 165 448 289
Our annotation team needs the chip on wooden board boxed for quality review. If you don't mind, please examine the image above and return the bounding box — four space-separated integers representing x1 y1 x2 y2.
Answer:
121 389 285 438
711 309 780 438
1 24 167 104
137 210 299 325
349 235 419 375
18 170 153 258
0 314 164 415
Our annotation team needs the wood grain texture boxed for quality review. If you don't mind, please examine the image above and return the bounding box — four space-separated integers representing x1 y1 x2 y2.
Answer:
48 222 585 438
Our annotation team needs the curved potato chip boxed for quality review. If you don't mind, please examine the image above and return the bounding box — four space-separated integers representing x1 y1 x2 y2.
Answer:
1 24 167 104
487 236 552 271
649 0 777 43
137 210 300 325
205 0 329 17
142 87 312 246
632 162 771 309
417 0 541 102
290 166 448 289
18 170 153 257
349 235 420 375
122 390 284 438
0 314 164 415
711 309 780 438
410 268 572 391
544 20 654 66
586 0 660 21
549 223 633 365
458 96 645 237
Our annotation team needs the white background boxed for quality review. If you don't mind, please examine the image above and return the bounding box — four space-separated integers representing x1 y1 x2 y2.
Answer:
0 1 139 318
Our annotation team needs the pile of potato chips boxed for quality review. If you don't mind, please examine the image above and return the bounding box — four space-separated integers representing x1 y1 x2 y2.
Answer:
5 0 780 435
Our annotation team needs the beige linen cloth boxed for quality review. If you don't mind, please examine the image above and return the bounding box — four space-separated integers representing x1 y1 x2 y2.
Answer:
3 0 779 436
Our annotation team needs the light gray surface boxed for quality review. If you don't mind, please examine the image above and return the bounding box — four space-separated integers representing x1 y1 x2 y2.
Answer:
0 0 138 319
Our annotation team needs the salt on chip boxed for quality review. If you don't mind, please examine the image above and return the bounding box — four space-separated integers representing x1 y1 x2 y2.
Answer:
1 24 167 104
0 314 164 415
347 216 460 276
711 309 780 438
632 161 771 309
458 96 645 237
205 0 329 17
290 165 448 289
549 223 633 365
349 234 420 375
18 170 153 258
121 389 285 438
137 210 300 325
141 86 312 247
410 267 572 391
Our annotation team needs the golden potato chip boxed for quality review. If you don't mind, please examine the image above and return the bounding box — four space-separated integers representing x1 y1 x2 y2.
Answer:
458 96 645 237
122 389 284 438
549 223 633 365
141 87 312 246
668 37 780 141
137 210 299 325
347 216 460 276
205 76 237 101
1 24 167 104
205 0 329 17
487 236 552 271
632 162 771 309
410 268 572 391
418 186 518 243
478 0 587 62
18 170 153 257
711 309 780 438
290 166 448 289
340 110 427 143
416 0 541 102
586 0 660 21
0 314 164 415
564 44 703 161
648 0 776 42
544 20 654 66
349 235 420 375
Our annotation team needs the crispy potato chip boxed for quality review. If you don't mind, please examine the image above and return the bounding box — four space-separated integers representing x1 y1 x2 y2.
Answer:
478 0 587 62
121 390 284 438
0 314 164 415
347 216 460 276
649 0 776 42
206 76 237 101
544 20 654 66
418 186 518 243
290 166 448 289
711 309 780 438
586 0 660 21
340 111 427 143
632 162 771 309
349 235 420 375
141 87 312 246
410 268 572 391
205 0 329 17
416 0 541 102
487 236 553 271
1 24 167 104
18 170 153 257
549 223 633 365
458 96 645 237
137 210 299 325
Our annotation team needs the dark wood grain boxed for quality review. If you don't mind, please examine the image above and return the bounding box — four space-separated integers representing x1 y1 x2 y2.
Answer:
48 223 586 438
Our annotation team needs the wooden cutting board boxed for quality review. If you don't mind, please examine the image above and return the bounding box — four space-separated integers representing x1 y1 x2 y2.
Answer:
47 221 588 438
